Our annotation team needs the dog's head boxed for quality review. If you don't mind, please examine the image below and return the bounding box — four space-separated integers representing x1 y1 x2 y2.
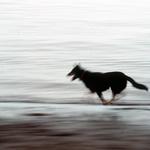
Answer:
67 64 82 81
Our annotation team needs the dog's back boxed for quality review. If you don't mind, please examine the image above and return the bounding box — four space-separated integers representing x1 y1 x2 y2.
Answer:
82 71 127 94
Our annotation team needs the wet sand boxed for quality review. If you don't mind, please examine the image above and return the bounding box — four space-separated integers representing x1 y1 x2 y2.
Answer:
0 102 150 150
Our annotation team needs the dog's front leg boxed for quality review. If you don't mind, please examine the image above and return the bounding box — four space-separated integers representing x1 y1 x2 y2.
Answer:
97 92 108 105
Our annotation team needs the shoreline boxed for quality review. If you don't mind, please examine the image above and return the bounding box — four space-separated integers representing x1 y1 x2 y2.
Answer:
0 103 150 149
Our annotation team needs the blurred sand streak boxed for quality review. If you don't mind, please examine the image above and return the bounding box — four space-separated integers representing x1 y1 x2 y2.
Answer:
0 103 150 150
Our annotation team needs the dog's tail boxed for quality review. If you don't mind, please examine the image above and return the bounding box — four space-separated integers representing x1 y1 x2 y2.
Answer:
126 75 148 91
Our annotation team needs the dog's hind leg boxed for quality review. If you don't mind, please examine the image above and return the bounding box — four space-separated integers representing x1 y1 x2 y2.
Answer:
96 92 108 105
107 94 116 104
108 91 127 104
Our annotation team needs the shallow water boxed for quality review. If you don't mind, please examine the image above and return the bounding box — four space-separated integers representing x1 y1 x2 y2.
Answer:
0 103 150 150
0 0 150 104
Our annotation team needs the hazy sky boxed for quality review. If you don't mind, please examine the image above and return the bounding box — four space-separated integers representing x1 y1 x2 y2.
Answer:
0 0 150 42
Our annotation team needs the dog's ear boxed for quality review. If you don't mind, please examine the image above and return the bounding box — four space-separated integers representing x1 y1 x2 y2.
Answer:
77 63 81 68
73 63 81 68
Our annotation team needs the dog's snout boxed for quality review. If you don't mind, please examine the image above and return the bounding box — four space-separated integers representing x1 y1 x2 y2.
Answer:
67 72 72 76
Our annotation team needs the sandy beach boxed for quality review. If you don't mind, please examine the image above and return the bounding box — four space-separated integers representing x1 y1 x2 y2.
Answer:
0 102 150 150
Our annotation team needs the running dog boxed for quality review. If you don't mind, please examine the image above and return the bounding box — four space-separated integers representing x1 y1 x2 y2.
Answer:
67 65 148 105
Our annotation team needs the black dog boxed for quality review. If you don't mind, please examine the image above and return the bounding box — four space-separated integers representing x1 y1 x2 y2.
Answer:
67 65 148 104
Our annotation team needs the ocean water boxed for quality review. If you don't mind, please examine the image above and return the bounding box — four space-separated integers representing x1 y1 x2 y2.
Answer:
0 0 150 104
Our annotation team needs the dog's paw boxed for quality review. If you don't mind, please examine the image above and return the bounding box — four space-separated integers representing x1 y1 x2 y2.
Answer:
102 101 113 105
107 101 113 105
102 101 109 105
